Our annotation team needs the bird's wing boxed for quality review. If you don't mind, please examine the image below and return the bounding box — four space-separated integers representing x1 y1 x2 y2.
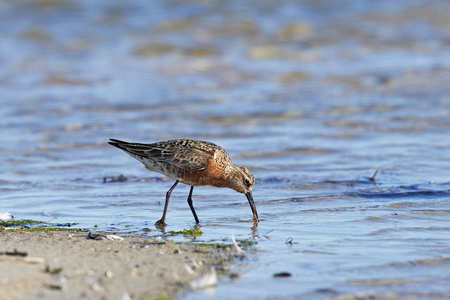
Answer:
109 139 217 171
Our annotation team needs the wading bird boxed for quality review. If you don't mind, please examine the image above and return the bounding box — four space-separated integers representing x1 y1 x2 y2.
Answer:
109 139 259 225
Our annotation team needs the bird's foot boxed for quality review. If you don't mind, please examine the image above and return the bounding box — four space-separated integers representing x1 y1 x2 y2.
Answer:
155 219 166 228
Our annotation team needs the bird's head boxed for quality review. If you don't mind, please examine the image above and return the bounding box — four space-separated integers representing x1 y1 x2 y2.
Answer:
224 164 255 194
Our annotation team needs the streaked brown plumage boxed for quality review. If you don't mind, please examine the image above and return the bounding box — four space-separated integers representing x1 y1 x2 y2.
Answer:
108 139 259 225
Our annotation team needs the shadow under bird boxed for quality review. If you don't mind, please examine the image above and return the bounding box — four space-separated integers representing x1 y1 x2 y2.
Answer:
108 139 259 225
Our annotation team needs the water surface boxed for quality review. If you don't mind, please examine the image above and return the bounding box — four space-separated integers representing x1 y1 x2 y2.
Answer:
1 0 449 299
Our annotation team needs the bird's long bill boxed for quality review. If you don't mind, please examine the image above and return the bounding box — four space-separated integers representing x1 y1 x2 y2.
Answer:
245 191 259 222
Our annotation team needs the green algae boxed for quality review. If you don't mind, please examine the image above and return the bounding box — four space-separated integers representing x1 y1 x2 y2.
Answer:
0 219 83 232
168 228 202 236
197 242 228 247
12 227 83 232
0 220 45 227
240 239 258 246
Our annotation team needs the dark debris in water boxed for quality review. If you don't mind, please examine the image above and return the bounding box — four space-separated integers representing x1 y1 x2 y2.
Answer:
273 272 292 278
369 168 380 182
285 237 294 245
103 174 128 183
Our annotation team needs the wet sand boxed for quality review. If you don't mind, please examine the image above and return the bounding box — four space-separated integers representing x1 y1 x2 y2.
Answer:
0 231 234 300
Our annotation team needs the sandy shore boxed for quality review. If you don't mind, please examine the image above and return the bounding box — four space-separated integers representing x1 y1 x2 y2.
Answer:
0 230 236 300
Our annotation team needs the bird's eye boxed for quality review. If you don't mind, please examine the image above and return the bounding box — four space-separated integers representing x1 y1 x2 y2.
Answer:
244 179 251 186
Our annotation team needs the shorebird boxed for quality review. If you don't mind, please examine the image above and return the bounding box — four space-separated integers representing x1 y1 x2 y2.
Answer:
108 139 259 225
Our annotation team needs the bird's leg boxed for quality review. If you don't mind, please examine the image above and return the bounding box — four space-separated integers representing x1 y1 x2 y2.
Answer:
156 180 179 226
187 186 200 224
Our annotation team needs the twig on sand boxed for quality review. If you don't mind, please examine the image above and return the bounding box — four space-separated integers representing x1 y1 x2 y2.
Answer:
0 255 44 264
231 231 244 255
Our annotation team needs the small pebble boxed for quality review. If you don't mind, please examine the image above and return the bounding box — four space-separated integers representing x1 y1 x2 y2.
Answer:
91 283 103 292
105 235 124 241
105 270 113 278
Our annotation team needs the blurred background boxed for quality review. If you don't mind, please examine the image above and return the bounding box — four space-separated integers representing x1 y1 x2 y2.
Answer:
1 0 449 299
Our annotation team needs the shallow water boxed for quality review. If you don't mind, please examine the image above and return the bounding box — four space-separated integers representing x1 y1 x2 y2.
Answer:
1 0 449 299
